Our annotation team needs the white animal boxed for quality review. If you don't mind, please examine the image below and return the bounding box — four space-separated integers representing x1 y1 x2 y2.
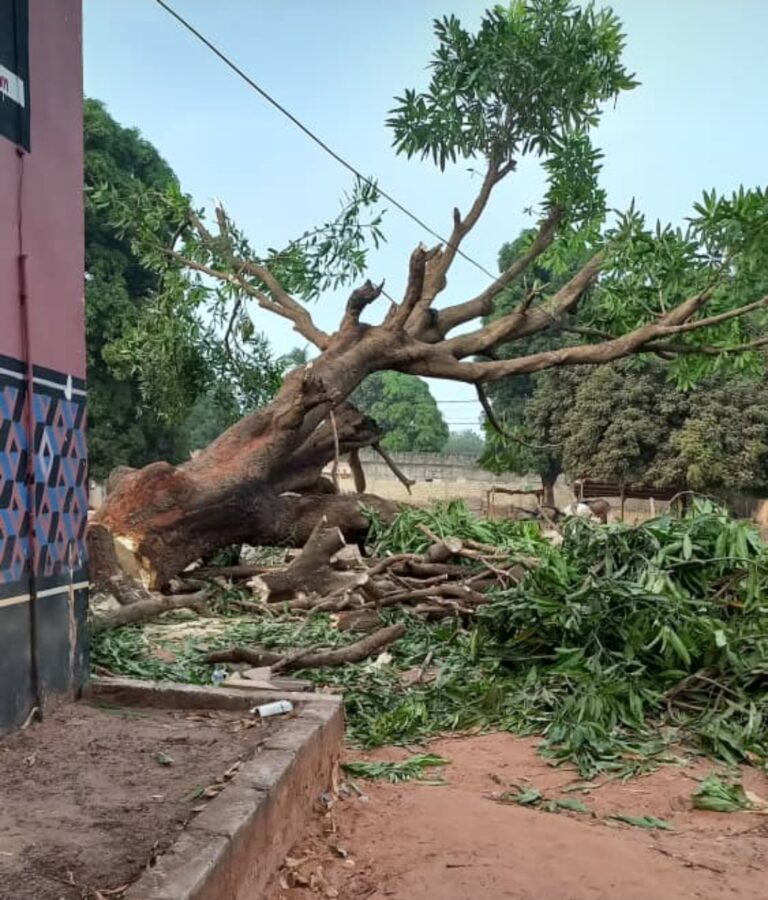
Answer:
562 502 602 524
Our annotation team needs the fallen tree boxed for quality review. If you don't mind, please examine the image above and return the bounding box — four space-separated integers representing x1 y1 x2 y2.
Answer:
88 2 768 601
91 499 768 777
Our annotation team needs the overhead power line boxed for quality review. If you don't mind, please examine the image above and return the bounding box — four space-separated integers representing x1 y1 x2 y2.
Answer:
152 0 499 281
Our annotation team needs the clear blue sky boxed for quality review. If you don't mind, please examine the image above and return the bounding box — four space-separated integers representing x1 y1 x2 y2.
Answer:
83 1 768 432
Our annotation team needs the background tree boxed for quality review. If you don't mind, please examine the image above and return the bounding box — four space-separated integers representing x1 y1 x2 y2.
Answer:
352 372 448 452
85 98 183 478
651 371 768 498
86 98 285 477
90 1 768 599
444 429 485 456
479 228 588 502
490 359 768 506
559 362 689 490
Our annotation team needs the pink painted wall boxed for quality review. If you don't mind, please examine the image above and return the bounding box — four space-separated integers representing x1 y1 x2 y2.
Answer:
0 0 84 376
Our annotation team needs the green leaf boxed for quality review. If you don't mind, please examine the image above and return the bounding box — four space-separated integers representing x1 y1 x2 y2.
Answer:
608 814 675 831
549 797 591 814
692 776 751 812
342 754 450 784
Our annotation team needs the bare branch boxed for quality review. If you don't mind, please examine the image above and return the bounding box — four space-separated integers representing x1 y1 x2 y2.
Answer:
403 291 768 384
441 250 604 358
222 295 243 361
435 206 564 337
372 442 414 494
476 384 560 449
643 334 768 355
345 279 385 321
388 244 440 328
439 159 514 275
329 410 340 491
184 207 332 349
657 293 768 335
164 249 331 350
400 160 518 335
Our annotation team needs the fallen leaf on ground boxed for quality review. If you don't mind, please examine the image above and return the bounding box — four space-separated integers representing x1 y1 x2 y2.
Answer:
608 814 675 831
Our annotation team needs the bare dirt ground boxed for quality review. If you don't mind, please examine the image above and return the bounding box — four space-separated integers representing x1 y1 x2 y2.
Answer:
0 701 276 900
266 733 768 900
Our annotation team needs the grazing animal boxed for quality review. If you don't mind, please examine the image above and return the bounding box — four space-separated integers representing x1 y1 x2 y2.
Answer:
562 498 610 524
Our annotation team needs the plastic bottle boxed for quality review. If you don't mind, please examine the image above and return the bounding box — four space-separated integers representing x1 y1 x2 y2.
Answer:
251 700 294 718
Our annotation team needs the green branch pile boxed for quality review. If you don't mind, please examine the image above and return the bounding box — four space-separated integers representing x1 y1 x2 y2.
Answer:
92 500 768 778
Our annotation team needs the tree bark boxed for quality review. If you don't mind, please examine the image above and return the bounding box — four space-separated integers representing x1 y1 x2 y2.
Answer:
252 518 368 601
541 472 558 508
91 592 208 633
203 623 406 671
88 359 399 594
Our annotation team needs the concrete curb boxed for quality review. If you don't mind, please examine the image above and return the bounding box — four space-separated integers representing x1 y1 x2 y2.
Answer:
86 677 344 899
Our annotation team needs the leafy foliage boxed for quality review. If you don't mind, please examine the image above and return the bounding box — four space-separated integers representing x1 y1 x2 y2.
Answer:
342 754 449 783
351 372 449 452
691 776 757 813
482 502 768 774
389 0 635 205
444 429 485 456
93 500 768 780
84 98 184 477
367 498 548 556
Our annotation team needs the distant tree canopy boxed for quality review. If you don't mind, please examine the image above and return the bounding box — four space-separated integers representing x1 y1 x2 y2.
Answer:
85 99 283 477
482 226 768 501
352 372 449 452
444 429 486 456
84 97 182 478
483 357 768 500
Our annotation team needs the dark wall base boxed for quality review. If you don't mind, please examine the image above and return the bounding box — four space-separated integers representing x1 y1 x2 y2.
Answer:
0 586 89 735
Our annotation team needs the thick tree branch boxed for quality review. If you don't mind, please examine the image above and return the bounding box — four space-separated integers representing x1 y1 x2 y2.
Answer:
389 244 440 328
343 279 385 325
440 159 514 275
441 250 604 358
403 291 768 383
434 206 564 337
401 159 517 335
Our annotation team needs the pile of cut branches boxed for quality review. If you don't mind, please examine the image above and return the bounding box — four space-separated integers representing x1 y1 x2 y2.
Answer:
186 501 547 670
92 499 768 778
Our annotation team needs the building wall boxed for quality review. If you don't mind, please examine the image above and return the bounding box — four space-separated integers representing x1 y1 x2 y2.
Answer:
0 0 86 732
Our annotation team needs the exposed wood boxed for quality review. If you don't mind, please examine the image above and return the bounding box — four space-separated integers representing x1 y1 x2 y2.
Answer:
253 518 349 601
91 592 208 633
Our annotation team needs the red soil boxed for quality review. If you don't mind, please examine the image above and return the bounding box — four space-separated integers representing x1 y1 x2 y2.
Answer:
267 732 768 900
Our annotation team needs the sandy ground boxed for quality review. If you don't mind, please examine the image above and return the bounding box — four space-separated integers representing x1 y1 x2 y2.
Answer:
266 732 768 900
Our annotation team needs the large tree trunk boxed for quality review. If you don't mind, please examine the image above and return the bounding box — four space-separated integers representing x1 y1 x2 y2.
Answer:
88 322 411 595
541 471 558 508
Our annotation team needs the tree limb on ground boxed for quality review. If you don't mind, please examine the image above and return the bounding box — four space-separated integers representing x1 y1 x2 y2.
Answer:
203 623 406 671
92 592 208 633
